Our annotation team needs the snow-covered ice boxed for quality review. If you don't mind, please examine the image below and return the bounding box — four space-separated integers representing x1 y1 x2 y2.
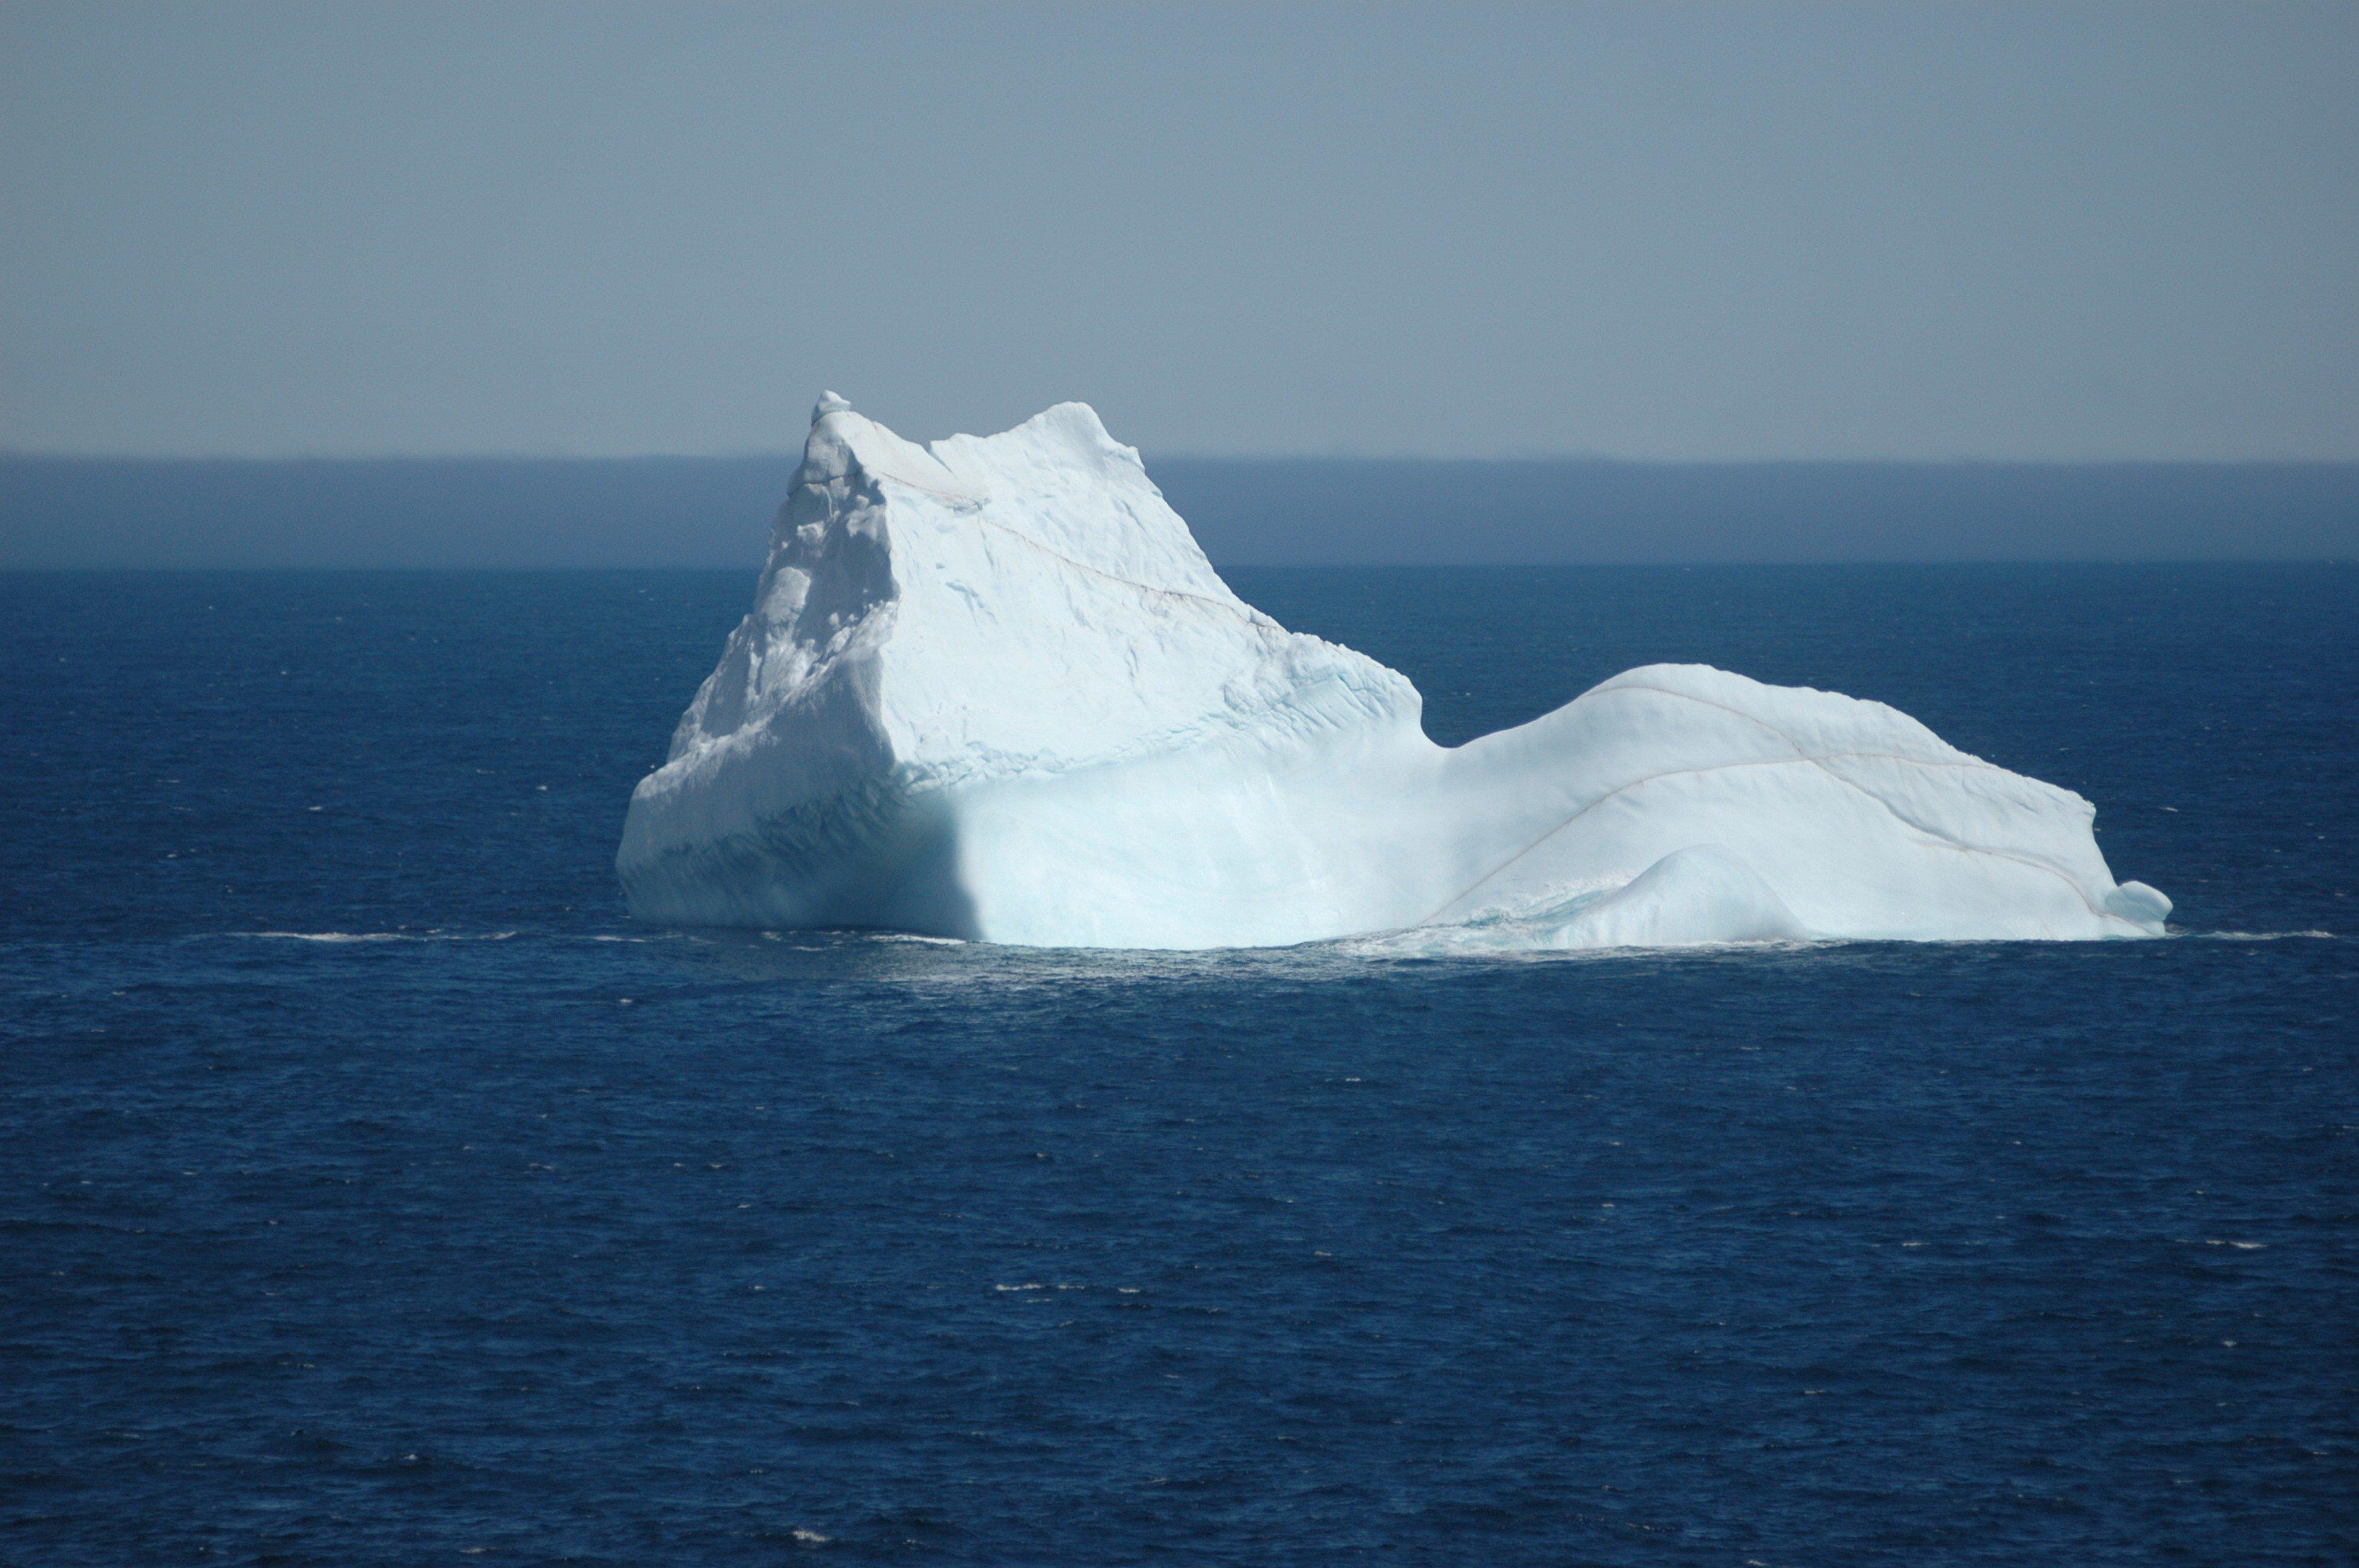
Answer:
618 395 2169 950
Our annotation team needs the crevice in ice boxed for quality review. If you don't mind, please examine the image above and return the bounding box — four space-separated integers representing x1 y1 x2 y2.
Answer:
805 469 983 508
1424 684 2107 926
961 508 1280 626
1600 679 1977 767
1601 682 2103 914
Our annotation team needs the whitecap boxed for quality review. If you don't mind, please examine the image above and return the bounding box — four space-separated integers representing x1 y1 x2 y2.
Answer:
246 931 407 943
2199 930 2337 941
232 930 517 943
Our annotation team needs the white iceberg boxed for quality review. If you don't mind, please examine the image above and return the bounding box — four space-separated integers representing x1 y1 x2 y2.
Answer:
618 395 2169 950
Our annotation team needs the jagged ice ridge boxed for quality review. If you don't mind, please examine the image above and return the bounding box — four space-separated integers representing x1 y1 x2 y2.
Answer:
618 395 2170 950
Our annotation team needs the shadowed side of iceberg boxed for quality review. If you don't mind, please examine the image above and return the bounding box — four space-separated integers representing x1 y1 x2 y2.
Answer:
617 394 987 934
620 766 983 937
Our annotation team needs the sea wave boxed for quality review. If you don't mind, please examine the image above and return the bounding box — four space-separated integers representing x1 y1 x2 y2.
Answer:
226 930 518 944
2199 929 2338 942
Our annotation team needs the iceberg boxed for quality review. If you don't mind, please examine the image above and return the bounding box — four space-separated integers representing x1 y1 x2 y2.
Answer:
618 395 2169 950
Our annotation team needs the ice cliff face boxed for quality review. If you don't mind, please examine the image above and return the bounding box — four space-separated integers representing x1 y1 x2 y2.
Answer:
617 395 2170 949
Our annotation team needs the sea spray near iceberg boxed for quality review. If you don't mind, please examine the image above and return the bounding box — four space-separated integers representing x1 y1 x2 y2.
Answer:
618 395 2168 949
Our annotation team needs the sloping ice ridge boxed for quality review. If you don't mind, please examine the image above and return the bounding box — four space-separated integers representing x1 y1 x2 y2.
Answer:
618 395 2170 950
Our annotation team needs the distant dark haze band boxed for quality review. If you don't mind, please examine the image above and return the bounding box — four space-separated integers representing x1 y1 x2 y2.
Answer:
3 457 2355 569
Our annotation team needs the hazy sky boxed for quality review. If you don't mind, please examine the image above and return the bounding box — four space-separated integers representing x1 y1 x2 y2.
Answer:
3 2 2354 460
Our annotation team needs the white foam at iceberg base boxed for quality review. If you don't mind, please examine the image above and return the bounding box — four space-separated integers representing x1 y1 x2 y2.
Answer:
618 395 2170 951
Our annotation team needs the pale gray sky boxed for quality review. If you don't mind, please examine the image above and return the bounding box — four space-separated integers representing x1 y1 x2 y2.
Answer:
3 1 2354 459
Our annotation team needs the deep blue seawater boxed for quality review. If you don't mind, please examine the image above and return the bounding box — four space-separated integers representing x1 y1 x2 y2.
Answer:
3 564 2353 1566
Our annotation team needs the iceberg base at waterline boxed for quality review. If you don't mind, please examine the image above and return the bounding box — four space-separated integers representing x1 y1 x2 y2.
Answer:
616 395 2169 951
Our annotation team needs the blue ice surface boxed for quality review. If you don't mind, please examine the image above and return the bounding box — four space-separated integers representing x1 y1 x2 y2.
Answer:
2 563 2353 1565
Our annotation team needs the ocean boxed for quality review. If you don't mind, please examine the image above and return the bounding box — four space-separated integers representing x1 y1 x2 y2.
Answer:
3 564 2352 1564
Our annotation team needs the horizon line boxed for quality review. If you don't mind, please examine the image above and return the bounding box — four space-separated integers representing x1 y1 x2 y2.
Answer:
7 556 2357 574
8 449 2359 469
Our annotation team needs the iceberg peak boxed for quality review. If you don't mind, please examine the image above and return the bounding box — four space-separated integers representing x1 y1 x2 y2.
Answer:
619 400 2167 950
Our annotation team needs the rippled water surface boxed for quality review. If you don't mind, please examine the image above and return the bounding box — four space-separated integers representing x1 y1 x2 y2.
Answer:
4 565 2353 1565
